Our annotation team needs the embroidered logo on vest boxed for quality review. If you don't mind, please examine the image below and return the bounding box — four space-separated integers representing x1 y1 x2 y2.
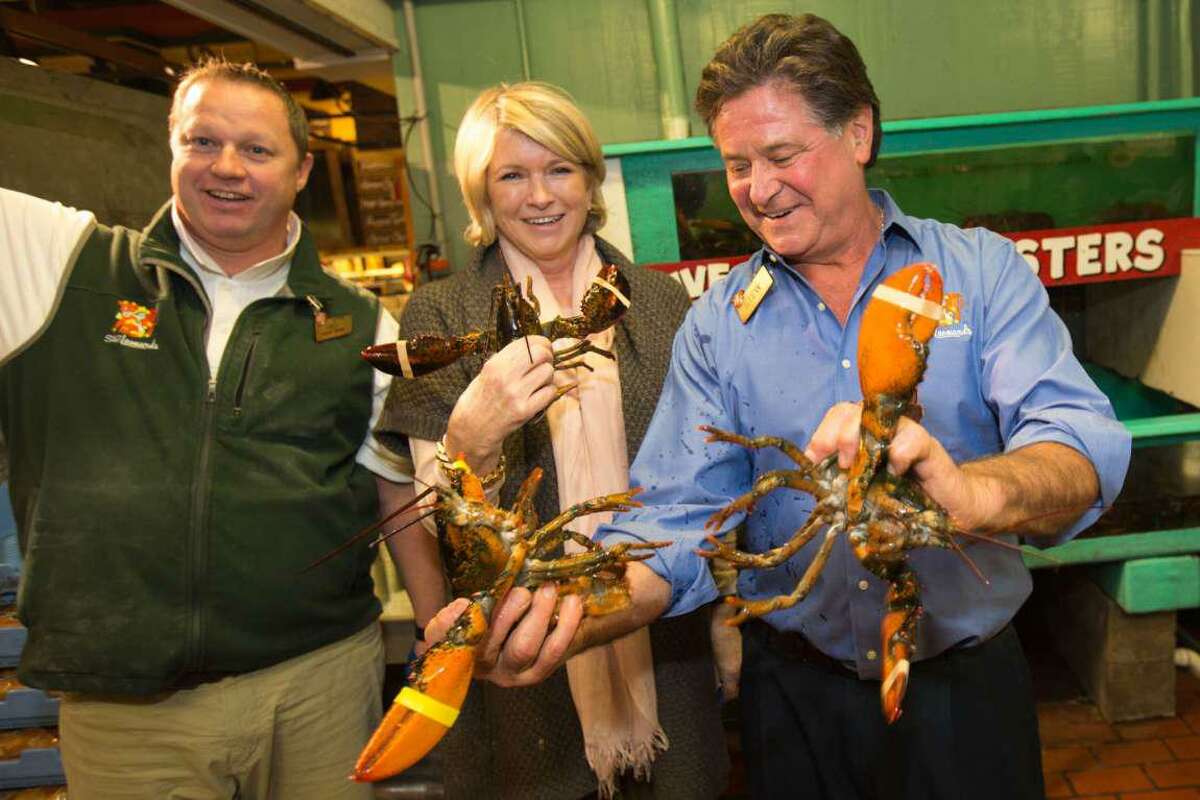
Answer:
105 300 160 350
934 292 972 340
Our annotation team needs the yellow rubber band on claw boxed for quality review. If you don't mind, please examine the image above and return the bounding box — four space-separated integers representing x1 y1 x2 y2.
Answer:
396 687 459 728
591 275 631 308
871 284 943 322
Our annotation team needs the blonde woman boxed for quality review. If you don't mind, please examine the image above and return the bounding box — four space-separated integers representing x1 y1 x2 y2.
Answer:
378 83 728 799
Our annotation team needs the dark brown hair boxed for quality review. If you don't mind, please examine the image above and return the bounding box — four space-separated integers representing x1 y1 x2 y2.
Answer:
169 57 309 159
695 14 882 167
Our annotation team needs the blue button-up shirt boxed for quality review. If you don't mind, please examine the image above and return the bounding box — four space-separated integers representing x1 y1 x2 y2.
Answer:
597 190 1131 678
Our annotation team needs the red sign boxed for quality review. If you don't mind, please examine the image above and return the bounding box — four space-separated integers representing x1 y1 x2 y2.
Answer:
644 217 1200 299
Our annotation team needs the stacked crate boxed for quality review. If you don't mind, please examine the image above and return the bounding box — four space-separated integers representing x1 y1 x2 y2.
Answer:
0 563 65 795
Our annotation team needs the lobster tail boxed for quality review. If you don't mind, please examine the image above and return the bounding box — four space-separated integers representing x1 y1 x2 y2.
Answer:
879 568 921 724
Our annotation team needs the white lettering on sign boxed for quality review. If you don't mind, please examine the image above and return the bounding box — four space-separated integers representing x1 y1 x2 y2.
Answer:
1104 231 1134 273
1015 229 1166 281
671 262 735 300
1134 228 1165 271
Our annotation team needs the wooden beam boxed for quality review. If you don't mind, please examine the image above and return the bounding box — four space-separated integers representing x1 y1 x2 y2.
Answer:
0 7 174 77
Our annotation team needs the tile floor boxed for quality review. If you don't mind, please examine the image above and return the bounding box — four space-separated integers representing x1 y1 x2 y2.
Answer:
1039 664 1200 799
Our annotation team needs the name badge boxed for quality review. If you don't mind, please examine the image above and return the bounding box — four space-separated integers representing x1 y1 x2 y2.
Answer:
732 266 774 323
307 294 353 342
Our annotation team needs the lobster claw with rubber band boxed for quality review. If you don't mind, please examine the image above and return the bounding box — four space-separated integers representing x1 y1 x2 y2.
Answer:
340 456 663 782
361 262 632 378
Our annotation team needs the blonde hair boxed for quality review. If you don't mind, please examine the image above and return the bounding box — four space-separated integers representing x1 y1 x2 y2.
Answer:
454 82 607 247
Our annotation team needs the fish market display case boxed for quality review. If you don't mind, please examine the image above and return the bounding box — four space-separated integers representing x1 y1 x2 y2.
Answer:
600 98 1200 719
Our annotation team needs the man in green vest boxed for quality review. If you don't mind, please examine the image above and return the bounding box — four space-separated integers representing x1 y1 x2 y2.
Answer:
0 59 439 799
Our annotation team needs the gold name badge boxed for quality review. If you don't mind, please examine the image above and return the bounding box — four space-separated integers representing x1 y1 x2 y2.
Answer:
732 265 774 323
314 313 353 342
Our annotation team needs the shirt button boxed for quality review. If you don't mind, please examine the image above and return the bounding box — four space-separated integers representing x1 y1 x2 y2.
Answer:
841 358 852 369
768 254 777 263
817 302 826 311
858 579 869 591
866 649 878 661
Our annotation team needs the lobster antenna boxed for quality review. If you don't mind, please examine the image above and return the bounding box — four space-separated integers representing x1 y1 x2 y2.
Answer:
369 506 439 548
947 535 989 585
949 499 1105 568
302 486 435 572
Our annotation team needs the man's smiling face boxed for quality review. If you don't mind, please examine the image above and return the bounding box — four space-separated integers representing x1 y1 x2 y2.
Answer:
170 79 312 271
712 80 872 265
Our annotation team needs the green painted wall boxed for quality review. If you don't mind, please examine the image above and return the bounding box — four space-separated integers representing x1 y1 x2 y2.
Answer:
394 0 1197 269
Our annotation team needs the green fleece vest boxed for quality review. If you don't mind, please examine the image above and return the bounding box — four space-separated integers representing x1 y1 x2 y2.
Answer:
1 202 382 694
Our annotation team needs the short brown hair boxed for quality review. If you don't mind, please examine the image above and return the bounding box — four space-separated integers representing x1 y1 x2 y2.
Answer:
696 14 883 167
454 82 606 247
169 57 309 159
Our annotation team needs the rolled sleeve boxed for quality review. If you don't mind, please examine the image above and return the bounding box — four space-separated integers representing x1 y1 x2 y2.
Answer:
597 291 754 617
980 238 1131 541
356 306 413 482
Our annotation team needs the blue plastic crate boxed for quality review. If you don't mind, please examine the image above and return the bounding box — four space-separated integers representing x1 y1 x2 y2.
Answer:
0 690 58 732
0 746 64 790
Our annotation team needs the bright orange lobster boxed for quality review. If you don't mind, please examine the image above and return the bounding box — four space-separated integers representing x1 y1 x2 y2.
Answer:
698 262 980 724
351 458 664 782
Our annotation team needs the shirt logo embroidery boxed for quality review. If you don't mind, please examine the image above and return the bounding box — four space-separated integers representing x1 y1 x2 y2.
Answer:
105 300 160 350
934 292 972 339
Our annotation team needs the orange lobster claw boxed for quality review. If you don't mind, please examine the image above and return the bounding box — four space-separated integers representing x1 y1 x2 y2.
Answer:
352 602 487 782
848 263 944 517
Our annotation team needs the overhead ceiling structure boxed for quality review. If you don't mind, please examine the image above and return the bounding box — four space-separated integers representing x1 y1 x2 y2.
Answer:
0 0 399 97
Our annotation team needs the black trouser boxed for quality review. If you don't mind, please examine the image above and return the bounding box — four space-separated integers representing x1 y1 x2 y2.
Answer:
740 622 1044 800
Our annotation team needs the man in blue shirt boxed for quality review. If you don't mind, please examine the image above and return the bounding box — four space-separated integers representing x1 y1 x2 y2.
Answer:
427 12 1131 800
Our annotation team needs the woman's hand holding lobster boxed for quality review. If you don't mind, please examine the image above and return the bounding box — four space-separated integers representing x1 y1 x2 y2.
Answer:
445 336 558 475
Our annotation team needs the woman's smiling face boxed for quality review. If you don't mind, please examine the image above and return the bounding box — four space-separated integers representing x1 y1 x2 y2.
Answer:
486 127 590 273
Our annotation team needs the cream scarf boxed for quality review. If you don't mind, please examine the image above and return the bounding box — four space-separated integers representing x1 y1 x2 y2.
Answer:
500 235 668 797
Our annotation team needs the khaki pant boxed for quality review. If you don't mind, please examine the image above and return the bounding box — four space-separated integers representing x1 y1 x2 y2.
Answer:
59 623 384 800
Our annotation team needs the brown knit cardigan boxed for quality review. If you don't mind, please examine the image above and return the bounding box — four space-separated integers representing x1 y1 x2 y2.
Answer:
376 238 729 800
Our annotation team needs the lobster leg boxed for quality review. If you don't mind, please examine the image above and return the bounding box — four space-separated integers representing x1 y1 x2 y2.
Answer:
723 523 842 625
699 425 813 470
526 490 644 550
699 512 825 570
704 470 830 533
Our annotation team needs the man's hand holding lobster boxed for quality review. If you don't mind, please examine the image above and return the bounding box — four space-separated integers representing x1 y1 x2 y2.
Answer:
444 336 558 477
804 400 1099 540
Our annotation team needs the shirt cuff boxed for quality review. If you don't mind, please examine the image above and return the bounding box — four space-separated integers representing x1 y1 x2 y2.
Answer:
356 434 413 483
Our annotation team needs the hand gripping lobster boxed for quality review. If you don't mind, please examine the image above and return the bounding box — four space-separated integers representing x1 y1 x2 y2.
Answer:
361 263 632 378
698 262 998 724
350 459 665 782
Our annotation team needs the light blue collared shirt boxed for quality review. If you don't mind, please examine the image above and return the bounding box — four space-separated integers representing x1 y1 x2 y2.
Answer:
597 190 1131 678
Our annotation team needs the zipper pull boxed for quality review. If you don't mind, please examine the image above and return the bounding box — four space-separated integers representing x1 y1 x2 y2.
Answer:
206 378 217 403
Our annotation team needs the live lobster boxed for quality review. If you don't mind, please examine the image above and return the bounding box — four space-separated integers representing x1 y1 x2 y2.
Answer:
350 458 665 782
698 261 980 724
361 263 631 378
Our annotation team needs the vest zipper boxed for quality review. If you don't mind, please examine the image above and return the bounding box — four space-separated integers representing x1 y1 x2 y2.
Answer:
232 335 259 416
186 377 218 672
